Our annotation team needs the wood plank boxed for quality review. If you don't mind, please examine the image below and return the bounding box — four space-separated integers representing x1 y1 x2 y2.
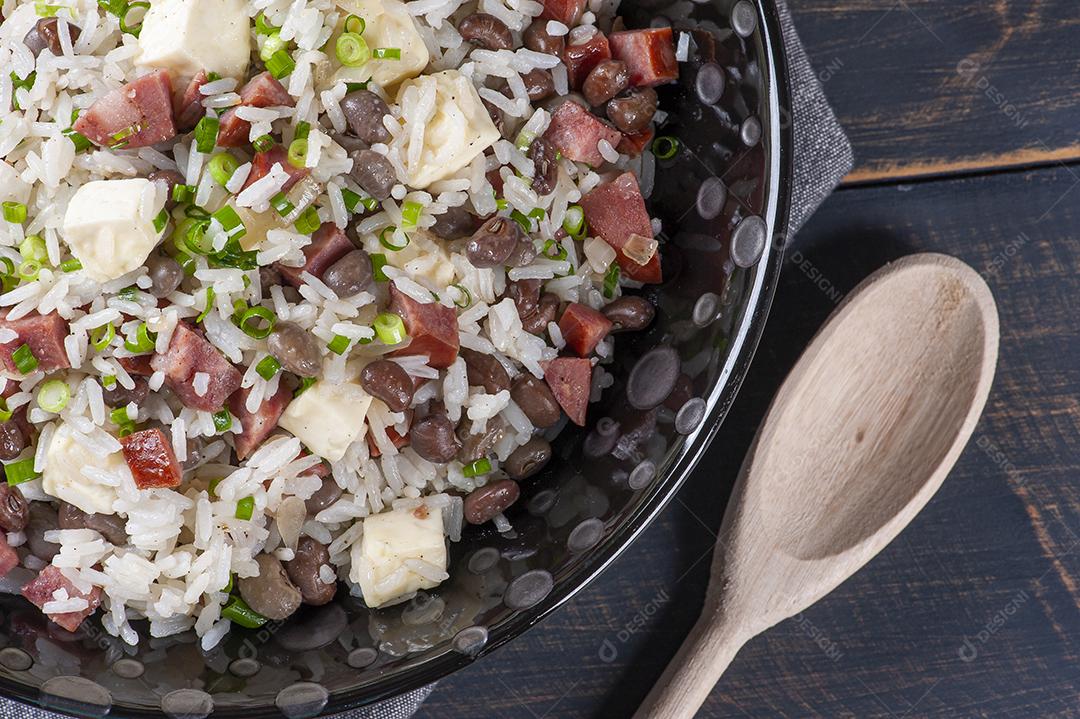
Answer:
420 164 1080 717
787 0 1080 182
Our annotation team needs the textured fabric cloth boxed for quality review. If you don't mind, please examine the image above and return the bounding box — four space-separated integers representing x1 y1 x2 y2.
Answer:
0 2 847 718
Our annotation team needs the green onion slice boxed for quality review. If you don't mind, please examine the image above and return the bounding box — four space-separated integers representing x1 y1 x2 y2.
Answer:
294 121 311 141
37 379 70 413
212 205 246 241
602 262 620 299
255 355 281 380
344 14 365 33
370 253 389 282
19 235 47 263
2 202 26 224
252 134 274 154
462 457 492 478
123 322 156 354
373 312 407 345
379 226 408 251
194 116 219 154
293 206 321 235
90 323 115 351
336 32 370 68
651 135 680 160
372 47 401 60
327 334 351 355
172 183 195 204
212 409 232 433
259 31 286 63
239 306 275 339
0 398 12 422
5 458 40 485
235 495 254 520
197 287 215 323
542 239 568 261
208 152 240 187
451 283 472 309
562 205 585 237
266 49 296 79
294 377 316 397
400 201 422 229
11 344 37 374
286 138 308 168
221 595 267 627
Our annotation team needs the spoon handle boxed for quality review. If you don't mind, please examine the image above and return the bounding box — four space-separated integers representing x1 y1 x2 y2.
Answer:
633 609 748 719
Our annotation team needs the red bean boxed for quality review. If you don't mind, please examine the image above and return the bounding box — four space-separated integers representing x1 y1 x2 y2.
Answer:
524 20 564 55
463 479 520 524
458 13 513 50
583 60 630 106
411 412 460 463
510 375 561 428
606 87 658 134
360 360 415 412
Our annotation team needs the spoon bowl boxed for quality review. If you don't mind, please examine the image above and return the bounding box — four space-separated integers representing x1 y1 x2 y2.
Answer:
636 253 999 719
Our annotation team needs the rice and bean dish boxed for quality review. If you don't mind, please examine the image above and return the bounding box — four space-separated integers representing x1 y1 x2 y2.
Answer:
0 0 677 647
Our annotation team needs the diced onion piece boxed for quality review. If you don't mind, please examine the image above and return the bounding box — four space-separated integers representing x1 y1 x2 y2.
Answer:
622 233 658 267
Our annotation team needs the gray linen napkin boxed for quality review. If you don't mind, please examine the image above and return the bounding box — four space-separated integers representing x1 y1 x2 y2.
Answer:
0 1 849 717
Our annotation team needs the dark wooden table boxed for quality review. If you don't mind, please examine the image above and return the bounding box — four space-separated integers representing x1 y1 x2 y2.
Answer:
421 2 1080 716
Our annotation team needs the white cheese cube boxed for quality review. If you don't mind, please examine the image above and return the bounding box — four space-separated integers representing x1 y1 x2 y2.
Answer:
137 0 251 79
278 379 372 462
41 424 128 515
395 71 500 189
350 505 447 607
61 178 164 284
332 0 429 89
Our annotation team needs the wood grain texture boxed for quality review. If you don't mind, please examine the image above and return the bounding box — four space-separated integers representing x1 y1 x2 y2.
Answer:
419 164 1080 718
786 0 1080 182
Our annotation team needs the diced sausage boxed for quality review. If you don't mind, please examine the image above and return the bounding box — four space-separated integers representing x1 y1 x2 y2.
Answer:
558 303 612 357
543 357 591 426
609 28 679 87
617 127 654 157
73 69 176 150
543 101 622 168
228 383 291 460
388 285 460 369
0 532 17 578
0 311 70 374
150 323 243 412
21 565 102 632
563 31 611 89
242 145 311 191
277 223 354 287
119 428 182 489
117 355 154 377
217 72 295 148
540 0 587 27
173 70 208 133
366 420 411 458
579 172 662 283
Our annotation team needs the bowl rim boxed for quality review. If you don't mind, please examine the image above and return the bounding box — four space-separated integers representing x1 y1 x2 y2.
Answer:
0 1 794 714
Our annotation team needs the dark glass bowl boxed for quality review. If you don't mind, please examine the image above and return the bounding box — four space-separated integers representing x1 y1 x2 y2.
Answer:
0 1 791 715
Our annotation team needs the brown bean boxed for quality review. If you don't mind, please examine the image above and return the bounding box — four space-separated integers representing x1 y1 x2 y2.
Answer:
24 17 80 58
339 90 392 144
510 374 561 428
507 279 541 320
460 348 510 394
26 503 59 561
268 321 322 377
148 169 185 209
463 479 520 524
466 217 521 268
504 437 552 480
284 536 337 606
522 69 555 102
58 502 126 545
458 13 513 51
583 60 630 106
102 376 149 408
411 412 460 463
360 360 414 412
431 205 477 240
305 476 343 514
322 249 373 298
239 554 302 621
601 295 655 332
0 485 27 532
259 264 282 291
146 255 184 298
520 292 559 335
524 20 564 56
504 239 537 268
606 87 658 134
349 149 396 201
0 420 26 462
482 98 507 138
527 137 558 196
457 417 508 463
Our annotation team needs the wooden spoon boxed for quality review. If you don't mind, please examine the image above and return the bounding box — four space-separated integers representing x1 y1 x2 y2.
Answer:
635 253 999 719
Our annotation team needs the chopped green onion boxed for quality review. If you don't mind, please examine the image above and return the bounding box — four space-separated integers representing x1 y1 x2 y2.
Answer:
271 192 296 218
5 458 40 486
35 2 62 17
10 71 36 111
17 260 40 282
172 183 195 204
209 240 258 270
400 201 422 229
0 257 13 277
194 116 219 154
36 379 70 413
294 121 311 141
255 11 276 35
2 202 26 224
235 495 255 520
602 263 620 299
495 198 508 211
197 287 215 323
252 134 274 154
542 238 568 261
345 81 369 92
239 306 275 339
60 259 84 273
90 323 115 351
294 206 321 235
11 344 37 374
175 251 198 275
212 205 246 241
63 126 92 153
287 138 308 168
19 235 47 264
101 375 117 389
181 218 213 255
123 322 156 354
379 226 408 251
213 409 232 433
651 135 680 160
222 573 234 594
221 595 267 628
0 398 11 422
118 285 139 302
515 130 536 151
345 14 365 33
371 47 401 60
336 32 370 67
462 457 492 478
259 31 286 63
294 377 316 397
528 208 546 222
208 153 240 187
108 120 144 149
265 49 295 79
562 205 585 237
370 253 389 282
327 334 351 355
451 283 472 309
373 312 407 345
255 355 281 380
509 209 532 233
118 0 148 36
152 208 169 234
341 189 362 214
185 205 211 221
